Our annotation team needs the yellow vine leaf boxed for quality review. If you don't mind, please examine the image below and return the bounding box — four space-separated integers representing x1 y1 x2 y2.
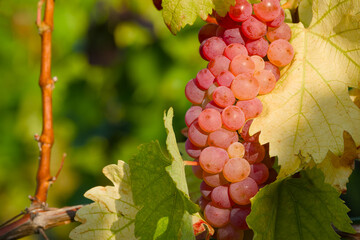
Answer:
250 0 360 181
69 161 139 240
314 131 357 192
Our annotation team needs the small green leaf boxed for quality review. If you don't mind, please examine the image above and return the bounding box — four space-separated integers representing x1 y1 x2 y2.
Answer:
162 0 214 34
247 168 355 240
212 0 236 17
129 108 199 240
247 0 261 4
161 0 236 34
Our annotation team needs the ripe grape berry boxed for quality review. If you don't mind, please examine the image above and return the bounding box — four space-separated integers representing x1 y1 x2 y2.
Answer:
185 1 292 238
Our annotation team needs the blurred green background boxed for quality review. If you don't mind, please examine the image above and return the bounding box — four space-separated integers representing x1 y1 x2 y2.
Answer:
0 0 359 239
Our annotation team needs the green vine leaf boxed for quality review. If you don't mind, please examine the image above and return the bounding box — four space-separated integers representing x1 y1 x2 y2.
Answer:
247 168 355 240
162 0 213 34
69 161 139 240
70 109 198 240
212 0 236 17
129 108 199 240
161 0 236 34
251 0 360 182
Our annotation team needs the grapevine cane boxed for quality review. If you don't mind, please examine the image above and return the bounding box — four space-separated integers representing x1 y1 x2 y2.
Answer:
0 1 83 239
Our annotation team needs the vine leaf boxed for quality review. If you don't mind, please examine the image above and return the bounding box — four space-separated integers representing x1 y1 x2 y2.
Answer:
129 108 199 240
250 0 360 182
192 213 215 239
161 0 235 34
69 161 139 240
212 0 236 16
247 168 355 240
70 109 198 240
315 131 357 192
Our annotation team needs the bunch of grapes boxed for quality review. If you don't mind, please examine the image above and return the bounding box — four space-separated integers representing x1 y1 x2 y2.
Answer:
184 0 294 239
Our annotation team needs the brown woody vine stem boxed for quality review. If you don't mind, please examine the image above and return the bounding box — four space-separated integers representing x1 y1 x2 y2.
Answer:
32 0 55 207
0 1 79 239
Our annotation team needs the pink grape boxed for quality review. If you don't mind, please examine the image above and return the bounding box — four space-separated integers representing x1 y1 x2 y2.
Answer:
265 168 278 184
230 54 255 76
250 55 265 72
223 158 251 182
229 177 258 205
185 79 205 104
216 26 226 38
244 141 265 164
208 128 238 149
195 68 215 90
211 185 234 209
221 105 245 131
185 106 202 127
240 119 260 142
215 13 241 29
236 98 263 120
208 55 230 77
227 142 245 158
198 108 222 133
198 23 219 43
199 146 229 174
200 37 227 61
264 61 280 81
231 74 260 100
253 0 281 22
224 43 248 60
230 205 251 230
215 71 235 88
192 159 203 179
205 100 224 113
267 39 294 67
203 171 229 187
267 8 285 28
188 121 209 147
185 138 202 158
213 86 236 108
229 0 252 22
245 37 269 57
266 22 292 42
262 145 275 168
198 196 210 211
223 28 245 45
200 181 213 200
241 16 267 40
217 224 245 240
204 202 231 228
253 69 276 95
249 163 269 184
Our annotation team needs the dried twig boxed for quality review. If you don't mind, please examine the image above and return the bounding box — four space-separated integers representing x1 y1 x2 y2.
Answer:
0 205 83 240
